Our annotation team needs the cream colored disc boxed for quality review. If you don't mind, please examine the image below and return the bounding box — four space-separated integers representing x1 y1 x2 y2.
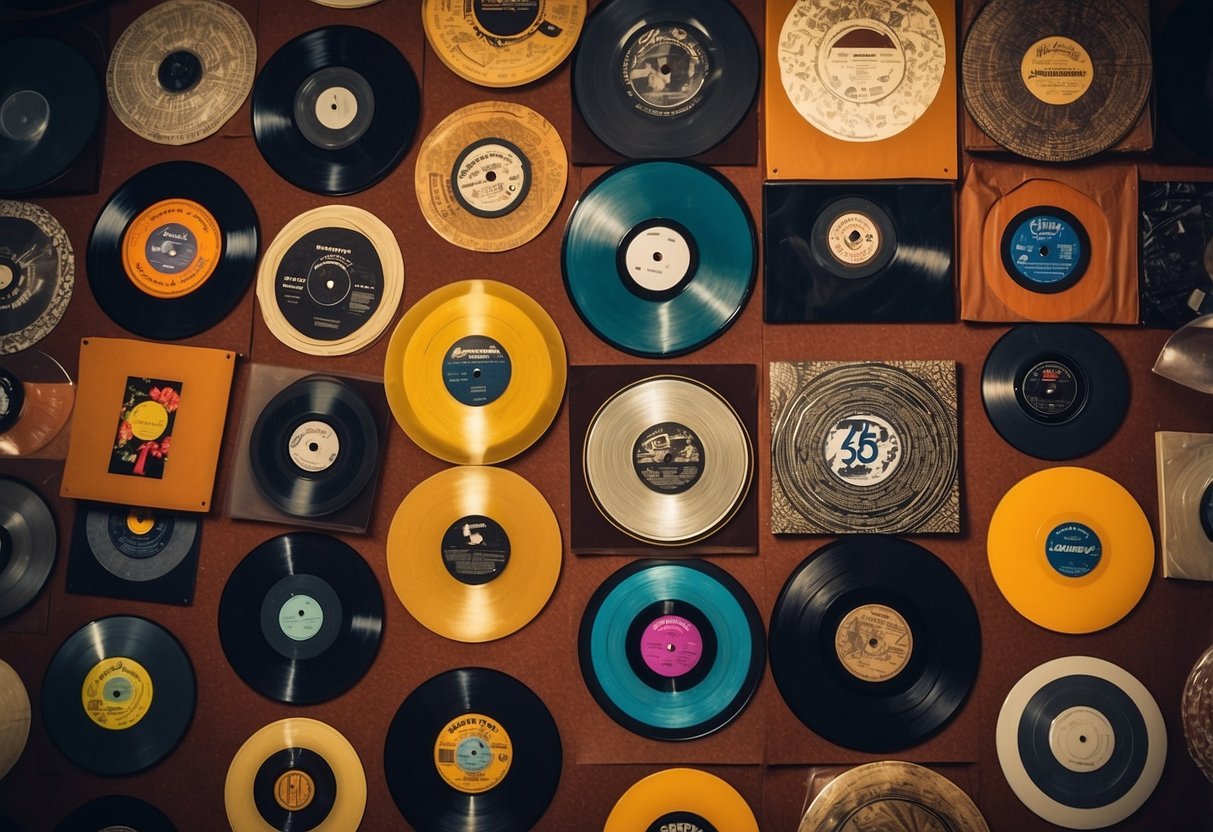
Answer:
584 375 752 545
107 0 256 145
800 761 988 831
225 717 366 832
256 205 404 356
415 101 567 252
0 660 30 780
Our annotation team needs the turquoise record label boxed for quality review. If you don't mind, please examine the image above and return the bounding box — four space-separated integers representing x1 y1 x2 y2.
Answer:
1045 522 1102 578
442 335 511 406
1007 213 1084 287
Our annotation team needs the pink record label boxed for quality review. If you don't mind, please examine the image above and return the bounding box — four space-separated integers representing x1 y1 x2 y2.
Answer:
639 614 702 677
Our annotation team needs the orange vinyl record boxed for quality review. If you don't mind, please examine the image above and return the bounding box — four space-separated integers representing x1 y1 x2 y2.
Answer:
987 467 1154 634
765 0 958 180
60 337 235 512
960 162 1138 323
604 768 759 832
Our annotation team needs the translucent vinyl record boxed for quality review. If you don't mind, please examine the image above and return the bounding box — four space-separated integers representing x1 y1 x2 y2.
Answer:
987 467 1153 634
248 375 380 518
387 466 560 643
981 324 1129 461
0 200 73 354
252 26 419 195
41 616 195 776
0 477 55 619
0 659 30 780
106 0 256 145
87 161 259 340
583 375 752 545
225 718 366 832
415 101 567 252
218 532 383 705
256 205 404 356
0 348 73 457
423 0 585 87
578 559 765 740
384 667 562 832
0 35 101 195
572 0 759 158
383 279 566 465
562 160 755 356
768 536 980 752
962 0 1151 161
799 761 989 832
56 795 177 832
605 768 759 832
996 656 1166 829
1183 642 1213 784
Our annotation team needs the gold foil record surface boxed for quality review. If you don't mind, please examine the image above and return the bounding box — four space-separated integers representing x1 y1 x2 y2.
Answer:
1183 642 1213 784
387 466 561 642
107 0 256 145
415 101 567 252
1155 431 1213 581
800 761 989 832
0 201 73 355
422 0 586 87
0 659 30 780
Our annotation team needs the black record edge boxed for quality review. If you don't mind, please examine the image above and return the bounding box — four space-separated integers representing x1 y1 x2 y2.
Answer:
768 536 980 753
86 160 259 340
55 794 177 832
217 531 384 705
0 475 57 619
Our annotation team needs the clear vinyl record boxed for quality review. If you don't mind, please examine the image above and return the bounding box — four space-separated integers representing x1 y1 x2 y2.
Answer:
0 347 73 457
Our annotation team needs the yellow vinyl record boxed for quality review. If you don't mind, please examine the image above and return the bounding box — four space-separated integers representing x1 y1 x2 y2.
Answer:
225 717 366 832
387 466 561 642
415 101 567 252
384 279 566 465
987 467 1154 634
422 0 586 87
605 768 759 832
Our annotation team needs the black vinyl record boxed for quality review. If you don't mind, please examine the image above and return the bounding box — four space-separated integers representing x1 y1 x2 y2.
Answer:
56 795 177 832
41 615 195 776
764 182 955 323
572 0 759 159
384 667 562 832
86 160 258 340
65 502 199 606
0 476 55 618
249 374 380 518
0 34 101 195
768 536 980 753
1157 0 1213 164
982 324 1128 460
1139 180 1213 328
218 532 383 705
578 559 765 740
252 25 419 195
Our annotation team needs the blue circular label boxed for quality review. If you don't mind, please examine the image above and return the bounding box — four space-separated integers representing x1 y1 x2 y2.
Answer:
145 222 198 274
455 736 491 773
1045 522 1102 578
1007 214 1084 287
442 335 512 407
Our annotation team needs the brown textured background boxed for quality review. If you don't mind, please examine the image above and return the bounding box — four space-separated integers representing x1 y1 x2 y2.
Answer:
1 0 1212 829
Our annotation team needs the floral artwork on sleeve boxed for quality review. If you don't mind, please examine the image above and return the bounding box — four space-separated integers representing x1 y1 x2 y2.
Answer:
108 377 182 479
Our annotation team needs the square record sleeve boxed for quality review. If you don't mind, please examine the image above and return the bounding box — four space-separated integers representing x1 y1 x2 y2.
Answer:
569 363 757 555
60 337 235 512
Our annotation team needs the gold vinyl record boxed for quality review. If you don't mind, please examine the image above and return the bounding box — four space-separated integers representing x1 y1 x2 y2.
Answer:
0 659 30 781
383 279 566 465
1155 431 1213 581
605 768 759 832
800 761 989 832
256 206 404 356
422 0 586 87
106 0 256 146
0 348 73 457
584 375 752 545
987 467 1153 634
387 466 560 642
415 101 567 253
225 717 366 832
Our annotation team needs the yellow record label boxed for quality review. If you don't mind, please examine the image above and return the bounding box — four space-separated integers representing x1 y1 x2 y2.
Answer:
126 400 170 441
126 509 156 535
274 770 315 811
834 603 912 682
433 712 512 794
121 198 222 299
81 657 153 731
1020 36 1093 105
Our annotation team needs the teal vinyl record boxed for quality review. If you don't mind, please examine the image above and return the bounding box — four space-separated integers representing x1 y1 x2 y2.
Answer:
562 160 755 357
578 559 764 740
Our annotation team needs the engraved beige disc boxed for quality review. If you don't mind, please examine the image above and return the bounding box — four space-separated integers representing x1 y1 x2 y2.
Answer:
0 660 30 780
1183 642 1213 784
107 0 256 145
800 761 989 832
415 101 567 252
422 0 586 87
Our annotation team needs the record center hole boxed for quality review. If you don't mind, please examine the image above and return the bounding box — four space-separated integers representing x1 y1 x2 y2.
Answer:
666 643 676 652
869 637 879 648
486 171 497 182
309 442 319 452
112 690 121 698
661 63 671 75
1039 245 1050 257
1079 735 1087 743
849 230 862 244
298 609 306 616
652 252 663 262
473 368 481 378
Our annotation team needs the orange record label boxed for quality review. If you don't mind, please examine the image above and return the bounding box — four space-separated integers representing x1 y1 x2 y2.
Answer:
121 198 222 299
834 603 912 682
274 770 316 811
81 656 153 731
433 712 512 794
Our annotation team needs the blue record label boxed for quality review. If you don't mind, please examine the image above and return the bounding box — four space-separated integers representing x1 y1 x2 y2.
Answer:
1002 206 1090 293
442 335 512 406
1045 522 1102 578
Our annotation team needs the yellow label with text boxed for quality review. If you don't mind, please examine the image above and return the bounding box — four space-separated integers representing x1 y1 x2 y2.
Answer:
81 657 153 730
126 509 156 535
127 400 169 441
1020 36 1093 105
834 603 913 682
274 770 315 811
121 198 221 298
434 712 512 794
